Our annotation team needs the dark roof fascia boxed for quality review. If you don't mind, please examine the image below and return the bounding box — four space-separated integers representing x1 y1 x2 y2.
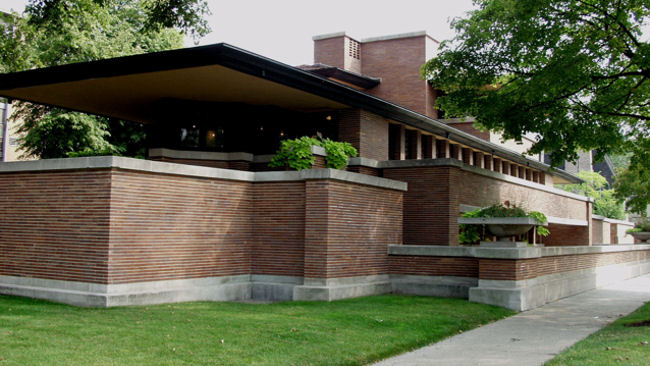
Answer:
0 43 580 183
305 66 381 89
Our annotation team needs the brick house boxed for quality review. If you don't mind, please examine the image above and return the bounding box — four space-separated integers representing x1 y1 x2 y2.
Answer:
0 32 647 311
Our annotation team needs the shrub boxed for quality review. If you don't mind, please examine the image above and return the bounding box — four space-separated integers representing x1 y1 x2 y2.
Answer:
627 219 650 233
269 136 357 170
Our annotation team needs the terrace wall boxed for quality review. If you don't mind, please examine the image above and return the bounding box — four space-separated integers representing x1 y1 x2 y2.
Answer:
0 157 405 306
383 159 591 246
389 244 650 311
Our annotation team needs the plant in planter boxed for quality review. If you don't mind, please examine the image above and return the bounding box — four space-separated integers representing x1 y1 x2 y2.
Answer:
268 136 357 170
459 202 549 247
626 219 650 243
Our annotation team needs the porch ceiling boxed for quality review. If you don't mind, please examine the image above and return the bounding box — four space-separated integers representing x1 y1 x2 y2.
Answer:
0 63 347 124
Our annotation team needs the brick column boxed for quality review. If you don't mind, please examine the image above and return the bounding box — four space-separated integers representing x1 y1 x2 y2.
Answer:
384 165 460 246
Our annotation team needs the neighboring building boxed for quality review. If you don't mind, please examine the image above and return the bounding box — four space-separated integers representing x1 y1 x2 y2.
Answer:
544 151 617 186
0 33 647 311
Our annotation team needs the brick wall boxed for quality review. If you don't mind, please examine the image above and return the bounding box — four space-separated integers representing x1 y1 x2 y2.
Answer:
304 180 403 278
383 166 459 245
108 169 253 283
339 109 389 162
361 36 435 118
389 256 478 277
592 219 604 244
385 163 589 246
479 250 650 281
0 165 403 286
457 169 587 221
0 170 112 283
314 36 345 69
252 182 305 277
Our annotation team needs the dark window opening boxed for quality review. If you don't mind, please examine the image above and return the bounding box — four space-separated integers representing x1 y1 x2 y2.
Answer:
147 101 339 155
388 123 402 160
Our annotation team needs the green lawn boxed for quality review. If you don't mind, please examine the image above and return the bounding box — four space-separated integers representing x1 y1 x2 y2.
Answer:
546 302 650 366
0 294 513 366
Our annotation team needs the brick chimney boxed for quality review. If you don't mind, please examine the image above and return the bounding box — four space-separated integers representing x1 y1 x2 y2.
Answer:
313 32 362 74
313 31 440 119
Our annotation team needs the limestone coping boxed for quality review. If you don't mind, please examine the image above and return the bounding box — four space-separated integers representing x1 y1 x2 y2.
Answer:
0 156 407 192
387 244 650 260
592 215 635 226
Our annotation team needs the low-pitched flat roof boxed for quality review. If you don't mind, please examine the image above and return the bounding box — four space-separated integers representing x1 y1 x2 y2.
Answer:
0 43 580 183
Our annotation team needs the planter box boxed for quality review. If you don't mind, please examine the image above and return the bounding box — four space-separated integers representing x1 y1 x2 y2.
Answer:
458 217 546 247
629 231 650 243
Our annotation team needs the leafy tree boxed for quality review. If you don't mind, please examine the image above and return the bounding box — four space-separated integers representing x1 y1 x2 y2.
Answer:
422 0 650 171
25 0 210 40
560 171 625 219
614 139 650 216
0 0 191 158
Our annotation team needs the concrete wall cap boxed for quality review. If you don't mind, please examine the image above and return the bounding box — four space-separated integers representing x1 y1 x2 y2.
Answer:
388 243 650 259
361 31 429 43
312 32 347 41
0 156 407 191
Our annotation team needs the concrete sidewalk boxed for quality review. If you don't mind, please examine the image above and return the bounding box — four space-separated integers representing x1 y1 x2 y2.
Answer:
373 274 650 366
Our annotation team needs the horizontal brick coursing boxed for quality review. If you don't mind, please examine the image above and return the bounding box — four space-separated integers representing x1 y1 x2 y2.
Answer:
1 166 403 285
0 170 111 283
389 256 478 277
304 180 403 278
479 250 650 281
383 166 459 245
108 169 253 284
458 170 587 221
544 223 590 246
252 182 305 277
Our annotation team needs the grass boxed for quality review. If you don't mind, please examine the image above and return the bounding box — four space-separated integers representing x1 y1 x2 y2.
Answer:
0 294 513 366
545 302 650 366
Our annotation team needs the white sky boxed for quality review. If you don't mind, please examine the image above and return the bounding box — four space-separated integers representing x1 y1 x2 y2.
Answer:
0 0 477 65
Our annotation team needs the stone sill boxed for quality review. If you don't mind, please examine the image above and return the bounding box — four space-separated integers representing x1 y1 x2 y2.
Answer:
0 156 408 192
388 244 650 260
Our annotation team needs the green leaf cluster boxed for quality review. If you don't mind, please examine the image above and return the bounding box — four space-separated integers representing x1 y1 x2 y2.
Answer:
1 1 188 159
613 138 650 215
268 136 358 171
422 0 650 193
626 218 650 233
560 171 625 219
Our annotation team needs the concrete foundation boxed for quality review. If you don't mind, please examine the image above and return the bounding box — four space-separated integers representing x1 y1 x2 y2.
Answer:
391 275 477 298
469 259 650 311
2 246 649 310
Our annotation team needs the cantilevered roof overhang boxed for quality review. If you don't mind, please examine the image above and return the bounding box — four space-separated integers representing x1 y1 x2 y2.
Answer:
0 43 580 183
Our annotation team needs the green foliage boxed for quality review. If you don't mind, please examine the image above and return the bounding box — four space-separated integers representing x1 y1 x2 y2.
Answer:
1 1 186 159
628 219 650 233
25 0 210 41
422 0 650 187
459 202 549 244
459 208 482 244
13 107 118 159
269 136 318 171
0 294 513 365
269 136 358 170
322 138 358 169
614 143 650 216
560 171 625 219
